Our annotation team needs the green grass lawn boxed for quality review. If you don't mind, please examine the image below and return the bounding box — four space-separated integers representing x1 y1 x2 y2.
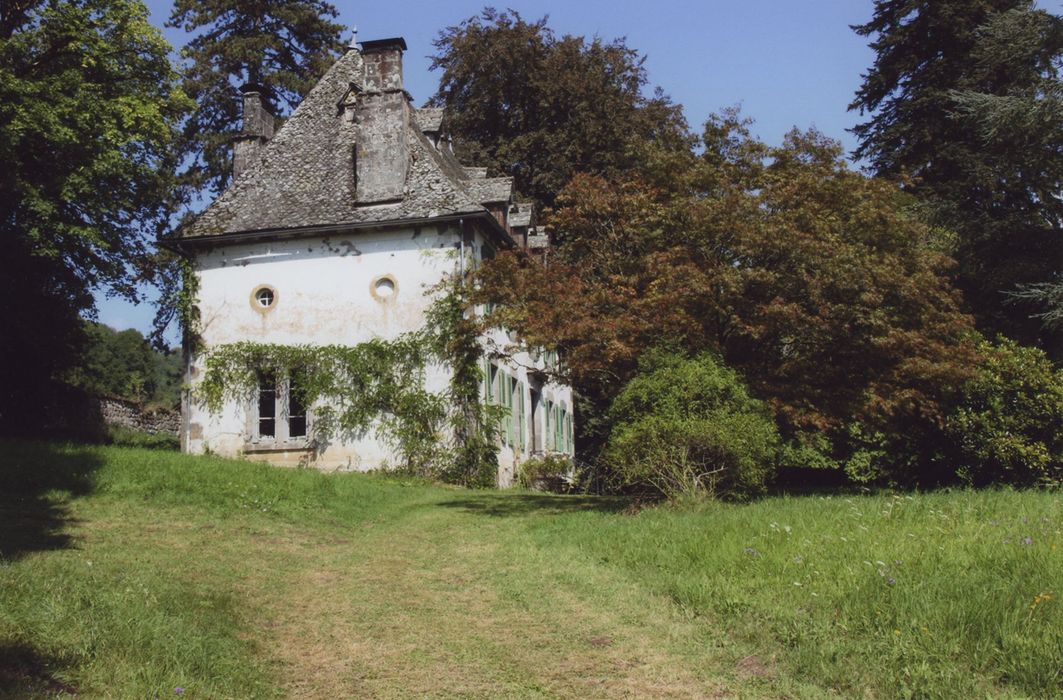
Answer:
1 440 1060 698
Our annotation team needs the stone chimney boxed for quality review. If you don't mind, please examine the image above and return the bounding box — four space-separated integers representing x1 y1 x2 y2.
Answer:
355 38 409 203
233 84 274 180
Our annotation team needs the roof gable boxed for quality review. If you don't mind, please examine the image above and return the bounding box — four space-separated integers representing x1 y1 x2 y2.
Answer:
178 49 502 240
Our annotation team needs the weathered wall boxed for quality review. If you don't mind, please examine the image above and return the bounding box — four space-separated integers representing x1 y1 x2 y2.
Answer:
99 398 180 436
185 224 461 470
185 224 574 484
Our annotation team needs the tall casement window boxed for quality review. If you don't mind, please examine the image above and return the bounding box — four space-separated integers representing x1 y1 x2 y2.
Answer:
257 370 277 438
253 370 308 443
288 371 307 438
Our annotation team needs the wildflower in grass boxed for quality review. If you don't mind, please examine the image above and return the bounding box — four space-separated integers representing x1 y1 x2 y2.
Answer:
1020 536 1033 546
1030 592 1053 611
174 689 184 695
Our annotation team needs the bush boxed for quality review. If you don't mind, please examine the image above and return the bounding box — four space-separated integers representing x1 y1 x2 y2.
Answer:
603 351 780 500
944 338 1063 487
516 453 573 491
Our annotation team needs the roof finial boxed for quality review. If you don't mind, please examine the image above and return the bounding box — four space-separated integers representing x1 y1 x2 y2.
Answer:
348 26 358 51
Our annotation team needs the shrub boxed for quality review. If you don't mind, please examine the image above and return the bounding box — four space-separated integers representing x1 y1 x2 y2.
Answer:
516 453 573 491
603 351 780 500
944 338 1063 487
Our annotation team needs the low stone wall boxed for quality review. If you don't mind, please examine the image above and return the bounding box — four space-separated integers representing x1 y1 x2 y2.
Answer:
98 397 180 436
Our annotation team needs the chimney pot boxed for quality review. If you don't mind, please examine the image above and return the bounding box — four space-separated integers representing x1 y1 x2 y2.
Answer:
360 37 406 93
233 83 274 180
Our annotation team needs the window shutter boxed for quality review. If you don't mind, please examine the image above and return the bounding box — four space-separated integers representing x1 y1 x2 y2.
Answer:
508 375 516 448
518 382 526 452
557 405 565 454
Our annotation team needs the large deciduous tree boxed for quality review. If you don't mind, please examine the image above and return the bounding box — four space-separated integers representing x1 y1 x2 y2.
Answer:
429 8 691 207
476 118 980 480
850 0 1063 356
0 0 188 434
167 0 344 196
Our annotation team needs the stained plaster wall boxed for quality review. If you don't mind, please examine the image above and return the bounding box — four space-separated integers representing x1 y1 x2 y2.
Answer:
184 224 573 484
185 223 458 471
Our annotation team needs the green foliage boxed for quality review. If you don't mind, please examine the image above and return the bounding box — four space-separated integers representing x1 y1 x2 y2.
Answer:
851 0 1063 354
152 254 202 351
428 8 691 206
946 338 1063 487
69 322 182 406
840 338 1063 488
198 281 500 485
0 0 189 435
199 337 447 476
515 453 573 491
604 351 780 501
167 0 344 195
424 278 502 488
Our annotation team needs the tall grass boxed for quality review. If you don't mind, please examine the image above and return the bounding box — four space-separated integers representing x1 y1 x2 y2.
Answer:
529 491 1063 697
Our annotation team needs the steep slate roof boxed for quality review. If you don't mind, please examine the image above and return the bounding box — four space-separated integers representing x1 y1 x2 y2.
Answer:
464 177 514 204
175 48 514 241
509 202 533 228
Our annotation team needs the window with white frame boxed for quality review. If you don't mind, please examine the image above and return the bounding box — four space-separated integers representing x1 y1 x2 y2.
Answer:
252 369 308 443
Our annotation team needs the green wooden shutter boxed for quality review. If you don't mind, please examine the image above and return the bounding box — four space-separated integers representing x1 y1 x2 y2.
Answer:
518 382 526 452
557 405 565 454
566 412 574 454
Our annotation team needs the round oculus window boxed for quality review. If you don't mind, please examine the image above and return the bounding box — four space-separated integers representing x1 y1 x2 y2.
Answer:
250 285 278 312
371 276 397 300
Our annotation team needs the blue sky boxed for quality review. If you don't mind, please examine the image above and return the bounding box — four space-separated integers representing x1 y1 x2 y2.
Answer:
96 0 1062 342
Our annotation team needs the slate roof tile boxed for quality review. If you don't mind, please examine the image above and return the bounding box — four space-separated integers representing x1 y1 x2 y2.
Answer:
177 50 491 240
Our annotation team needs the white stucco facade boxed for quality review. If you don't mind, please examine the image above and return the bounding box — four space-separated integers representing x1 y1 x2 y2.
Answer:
183 223 573 484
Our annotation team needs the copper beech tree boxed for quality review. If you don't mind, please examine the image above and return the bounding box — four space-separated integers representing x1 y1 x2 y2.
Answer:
475 118 979 468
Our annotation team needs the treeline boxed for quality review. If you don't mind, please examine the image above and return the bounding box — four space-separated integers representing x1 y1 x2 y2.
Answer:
70 323 182 408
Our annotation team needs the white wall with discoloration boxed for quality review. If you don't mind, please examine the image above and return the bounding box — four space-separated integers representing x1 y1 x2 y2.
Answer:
183 223 573 485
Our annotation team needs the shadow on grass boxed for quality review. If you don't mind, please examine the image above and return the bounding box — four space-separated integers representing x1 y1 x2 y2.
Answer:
0 642 77 698
437 491 629 517
0 440 103 561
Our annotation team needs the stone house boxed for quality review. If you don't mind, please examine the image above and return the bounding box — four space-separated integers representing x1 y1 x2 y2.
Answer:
166 37 574 485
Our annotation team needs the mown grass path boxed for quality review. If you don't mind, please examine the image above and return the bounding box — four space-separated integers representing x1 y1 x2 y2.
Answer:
1 442 1060 698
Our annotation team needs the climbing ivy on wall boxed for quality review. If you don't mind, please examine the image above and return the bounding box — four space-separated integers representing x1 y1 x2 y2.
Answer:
196 276 501 486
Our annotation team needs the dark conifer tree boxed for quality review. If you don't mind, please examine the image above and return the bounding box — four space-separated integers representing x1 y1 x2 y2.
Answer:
167 0 345 196
850 0 1063 355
